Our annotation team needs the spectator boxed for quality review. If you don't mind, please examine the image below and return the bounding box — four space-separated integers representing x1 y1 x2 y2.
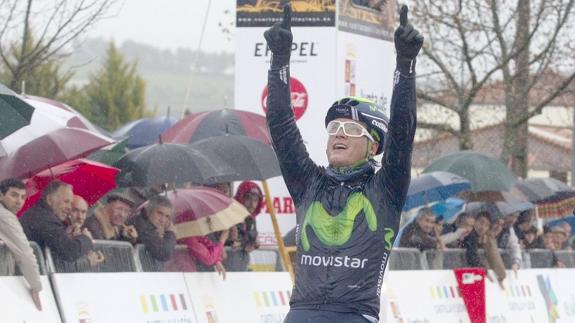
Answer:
462 212 506 286
513 210 533 242
441 212 475 248
521 226 540 250
69 195 88 226
66 195 105 268
84 193 138 243
20 180 93 262
0 178 42 310
129 195 176 262
399 207 440 251
205 182 233 197
224 181 263 271
496 212 523 271
170 231 229 279
550 225 570 251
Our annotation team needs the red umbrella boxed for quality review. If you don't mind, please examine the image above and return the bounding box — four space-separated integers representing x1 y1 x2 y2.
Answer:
162 109 272 145
17 159 119 216
140 187 249 238
0 128 114 181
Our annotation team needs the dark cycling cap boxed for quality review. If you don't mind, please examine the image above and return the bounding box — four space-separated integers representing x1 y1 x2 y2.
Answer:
325 97 389 155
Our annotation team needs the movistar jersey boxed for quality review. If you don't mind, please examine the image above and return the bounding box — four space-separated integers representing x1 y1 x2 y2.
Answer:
266 62 416 320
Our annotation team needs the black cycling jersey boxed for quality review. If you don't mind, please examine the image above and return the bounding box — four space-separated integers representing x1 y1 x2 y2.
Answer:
266 62 417 320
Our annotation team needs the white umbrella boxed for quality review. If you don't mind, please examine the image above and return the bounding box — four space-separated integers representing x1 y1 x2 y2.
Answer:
2 98 112 155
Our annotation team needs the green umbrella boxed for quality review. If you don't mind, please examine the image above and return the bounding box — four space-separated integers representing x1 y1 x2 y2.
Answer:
87 138 129 166
0 84 35 139
423 151 517 192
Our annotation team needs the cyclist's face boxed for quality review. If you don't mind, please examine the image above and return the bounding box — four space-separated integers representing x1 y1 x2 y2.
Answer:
326 118 377 167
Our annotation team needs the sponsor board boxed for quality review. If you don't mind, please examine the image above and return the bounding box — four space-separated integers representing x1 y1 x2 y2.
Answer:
53 273 198 323
184 272 292 323
236 0 336 27
0 276 61 323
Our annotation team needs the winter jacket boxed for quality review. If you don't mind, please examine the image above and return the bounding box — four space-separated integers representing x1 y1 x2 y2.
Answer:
399 221 437 251
128 210 176 262
20 200 93 262
0 203 42 292
463 231 506 283
266 63 416 318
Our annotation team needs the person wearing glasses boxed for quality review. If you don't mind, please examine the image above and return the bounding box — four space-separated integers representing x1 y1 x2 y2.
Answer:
264 4 422 323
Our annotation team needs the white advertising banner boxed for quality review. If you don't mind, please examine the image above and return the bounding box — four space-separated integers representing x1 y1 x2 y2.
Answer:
53 273 198 323
381 270 470 323
184 272 292 323
0 276 61 323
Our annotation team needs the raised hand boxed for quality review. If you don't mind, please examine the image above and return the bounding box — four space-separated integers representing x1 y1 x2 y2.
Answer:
394 5 423 73
264 4 293 57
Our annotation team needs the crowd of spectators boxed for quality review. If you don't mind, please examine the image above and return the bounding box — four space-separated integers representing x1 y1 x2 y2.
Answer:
399 205 574 281
0 177 266 290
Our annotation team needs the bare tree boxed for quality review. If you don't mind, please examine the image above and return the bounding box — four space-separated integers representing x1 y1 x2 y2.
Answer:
412 0 575 177
0 0 117 93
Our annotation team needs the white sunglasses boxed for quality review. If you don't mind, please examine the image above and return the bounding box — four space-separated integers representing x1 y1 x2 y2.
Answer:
326 120 374 142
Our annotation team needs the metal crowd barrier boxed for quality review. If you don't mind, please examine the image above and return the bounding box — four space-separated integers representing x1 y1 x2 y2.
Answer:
45 240 139 273
0 241 46 275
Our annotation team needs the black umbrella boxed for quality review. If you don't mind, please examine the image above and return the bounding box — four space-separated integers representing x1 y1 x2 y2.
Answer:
114 143 238 187
189 135 281 181
0 83 35 139
514 178 575 203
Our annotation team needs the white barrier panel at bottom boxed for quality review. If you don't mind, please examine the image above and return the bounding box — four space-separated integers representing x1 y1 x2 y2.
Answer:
380 270 470 323
184 272 292 323
53 272 198 323
0 276 61 323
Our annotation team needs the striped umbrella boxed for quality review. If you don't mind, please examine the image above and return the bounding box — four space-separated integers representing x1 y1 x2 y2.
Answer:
403 171 471 211
514 178 575 203
0 83 34 139
162 109 271 145
166 187 249 238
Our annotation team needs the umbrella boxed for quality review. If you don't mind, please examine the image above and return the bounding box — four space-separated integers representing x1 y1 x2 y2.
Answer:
430 197 466 223
160 187 250 238
162 109 272 145
2 97 113 155
423 151 517 192
114 143 238 187
514 178 575 203
88 138 130 166
189 136 282 181
403 171 471 211
112 116 177 149
187 134 290 277
0 83 34 139
18 159 119 216
464 201 534 219
0 128 114 181
24 95 103 135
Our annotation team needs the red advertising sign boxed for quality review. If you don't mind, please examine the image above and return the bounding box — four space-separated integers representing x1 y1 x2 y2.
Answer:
454 268 486 323
261 77 308 121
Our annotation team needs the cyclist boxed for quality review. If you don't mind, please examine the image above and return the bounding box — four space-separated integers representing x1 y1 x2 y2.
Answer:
264 3 423 322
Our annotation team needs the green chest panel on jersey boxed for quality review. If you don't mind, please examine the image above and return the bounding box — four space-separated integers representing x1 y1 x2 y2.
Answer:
301 192 377 251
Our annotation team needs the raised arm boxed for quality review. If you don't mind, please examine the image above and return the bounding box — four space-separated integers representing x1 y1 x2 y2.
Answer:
376 5 422 212
264 5 320 204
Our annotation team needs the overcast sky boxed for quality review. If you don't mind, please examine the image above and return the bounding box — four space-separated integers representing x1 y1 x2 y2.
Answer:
86 0 236 53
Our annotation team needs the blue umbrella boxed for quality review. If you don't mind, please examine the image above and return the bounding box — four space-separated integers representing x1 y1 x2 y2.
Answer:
431 197 465 224
403 171 471 211
112 116 177 149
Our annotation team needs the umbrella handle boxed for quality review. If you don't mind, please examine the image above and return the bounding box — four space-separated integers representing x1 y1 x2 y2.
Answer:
262 180 295 283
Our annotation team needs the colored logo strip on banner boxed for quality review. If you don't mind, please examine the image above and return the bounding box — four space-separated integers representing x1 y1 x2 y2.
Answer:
254 290 291 308
504 284 533 298
140 294 188 313
429 286 461 299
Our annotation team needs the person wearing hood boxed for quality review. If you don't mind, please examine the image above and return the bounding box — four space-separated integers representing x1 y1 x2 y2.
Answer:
224 181 264 271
